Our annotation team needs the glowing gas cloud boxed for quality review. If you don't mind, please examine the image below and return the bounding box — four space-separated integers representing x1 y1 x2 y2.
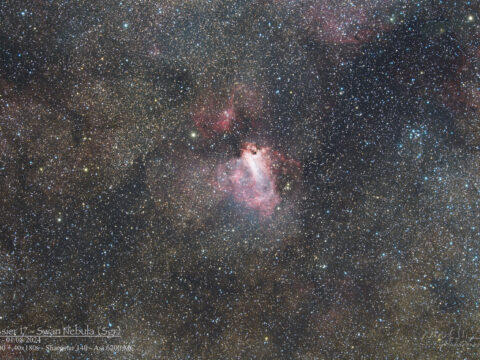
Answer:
216 143 287 217
191 84 264 138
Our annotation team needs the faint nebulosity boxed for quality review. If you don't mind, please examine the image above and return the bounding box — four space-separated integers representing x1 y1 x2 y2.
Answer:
1 0 480 359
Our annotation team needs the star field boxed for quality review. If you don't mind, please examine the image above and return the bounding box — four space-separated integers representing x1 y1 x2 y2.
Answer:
1 0 480 359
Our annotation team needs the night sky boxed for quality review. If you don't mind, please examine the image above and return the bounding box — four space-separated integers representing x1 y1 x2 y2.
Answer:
1 0 480 359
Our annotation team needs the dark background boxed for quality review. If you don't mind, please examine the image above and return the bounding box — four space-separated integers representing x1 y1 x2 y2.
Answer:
1 0 479 358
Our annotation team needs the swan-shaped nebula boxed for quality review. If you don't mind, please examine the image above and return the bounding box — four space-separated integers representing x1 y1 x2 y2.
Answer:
217 143 280 217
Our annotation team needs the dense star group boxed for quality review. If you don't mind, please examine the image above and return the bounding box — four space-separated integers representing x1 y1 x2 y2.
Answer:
1 0 480 358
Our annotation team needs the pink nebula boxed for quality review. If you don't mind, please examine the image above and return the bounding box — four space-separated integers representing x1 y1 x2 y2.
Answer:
305 1 391 45
217 143 280 217
191 84 264 138
192 97 235 137
442 49 480 112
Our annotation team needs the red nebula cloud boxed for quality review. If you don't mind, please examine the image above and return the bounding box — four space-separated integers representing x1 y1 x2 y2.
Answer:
214 107 236 133
192 96 235 137
191 84 264 138
216 143 300 217
305 1 390 45
440 49 480 146
442 50 480 112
